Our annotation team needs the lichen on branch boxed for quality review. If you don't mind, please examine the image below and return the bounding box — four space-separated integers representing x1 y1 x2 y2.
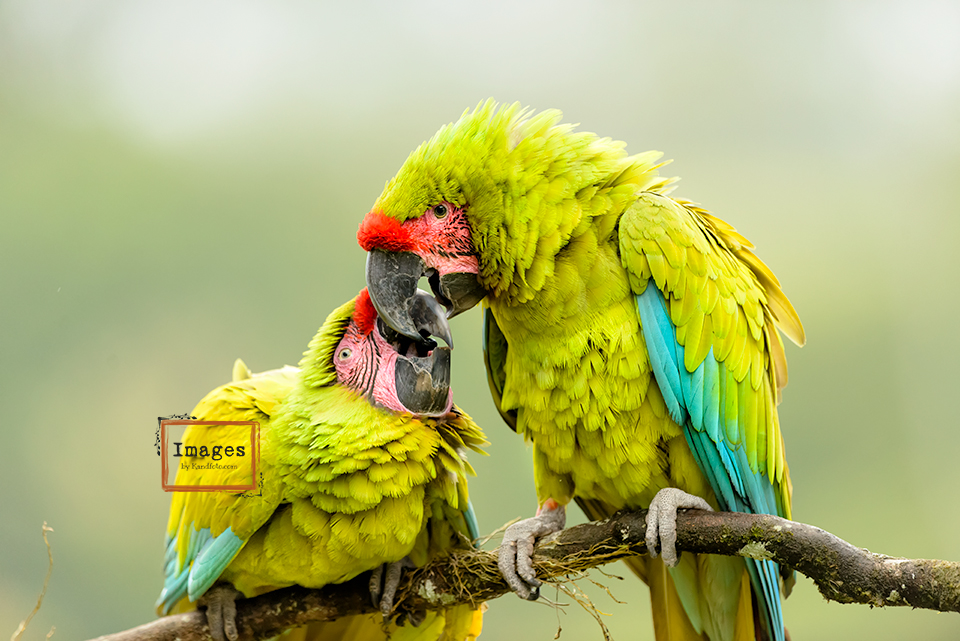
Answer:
87 510 960 641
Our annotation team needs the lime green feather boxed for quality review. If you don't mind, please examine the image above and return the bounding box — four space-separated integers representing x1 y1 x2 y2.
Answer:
159 294 487 639
379 102 804 641
375 100 674 303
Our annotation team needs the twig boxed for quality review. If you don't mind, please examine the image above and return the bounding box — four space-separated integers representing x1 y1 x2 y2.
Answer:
87 510 960 641
11 523 56 641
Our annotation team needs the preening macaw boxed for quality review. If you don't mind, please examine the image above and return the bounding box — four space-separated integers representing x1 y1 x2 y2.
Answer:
157 289 486 641
358 102 805 641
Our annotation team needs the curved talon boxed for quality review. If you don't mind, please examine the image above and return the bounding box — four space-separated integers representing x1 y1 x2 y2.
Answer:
645 488 713 567
497 501 566 601
369 557 416 620
200 584 241 641
369 565 384 609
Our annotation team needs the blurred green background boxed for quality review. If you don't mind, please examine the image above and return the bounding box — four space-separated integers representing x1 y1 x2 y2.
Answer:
2 1 959 639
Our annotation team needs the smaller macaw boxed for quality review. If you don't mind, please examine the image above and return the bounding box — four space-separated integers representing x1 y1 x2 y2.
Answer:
157 289 486 641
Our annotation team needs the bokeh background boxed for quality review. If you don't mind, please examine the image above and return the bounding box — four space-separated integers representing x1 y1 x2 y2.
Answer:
2 1 959 639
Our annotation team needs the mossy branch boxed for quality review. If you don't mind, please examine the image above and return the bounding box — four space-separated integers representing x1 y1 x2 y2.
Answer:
88 510 960 641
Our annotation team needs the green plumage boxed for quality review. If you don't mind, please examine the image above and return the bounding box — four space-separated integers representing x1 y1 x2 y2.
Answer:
370 101 805 641
161 294 486 640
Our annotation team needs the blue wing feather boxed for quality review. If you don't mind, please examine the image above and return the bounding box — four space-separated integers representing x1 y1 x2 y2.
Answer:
702 353 721 443
187 527 245 601
464 499 480 547
637 285 785 641
156 526 244 613
635 285 687 425
683 357 705 424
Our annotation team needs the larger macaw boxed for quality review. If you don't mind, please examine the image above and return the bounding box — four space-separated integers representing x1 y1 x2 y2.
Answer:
157 289 486 641
358 102 805 641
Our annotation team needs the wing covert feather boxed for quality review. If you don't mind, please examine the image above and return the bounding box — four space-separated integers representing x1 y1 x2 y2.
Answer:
482 304 518 432
621 193 802 641
158 367 295 612
620 193 796 511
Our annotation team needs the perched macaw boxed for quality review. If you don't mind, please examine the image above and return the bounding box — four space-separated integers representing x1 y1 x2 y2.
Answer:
358 102 805 641
157 289 486 641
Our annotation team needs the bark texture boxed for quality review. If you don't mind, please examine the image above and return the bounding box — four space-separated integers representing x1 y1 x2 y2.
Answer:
88 510 960 641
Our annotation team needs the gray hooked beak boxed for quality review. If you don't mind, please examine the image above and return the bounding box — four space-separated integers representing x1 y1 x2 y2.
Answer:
366 248 486 344
374 289 453 416
394 346 452 416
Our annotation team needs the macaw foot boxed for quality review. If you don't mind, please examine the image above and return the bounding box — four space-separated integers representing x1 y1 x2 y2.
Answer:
199 584 242 641
497 499 566 601
369 557 418 621
645 488 713 567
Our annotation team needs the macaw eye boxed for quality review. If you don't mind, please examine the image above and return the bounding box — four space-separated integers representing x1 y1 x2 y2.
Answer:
432 204 448 218
338 348 352 360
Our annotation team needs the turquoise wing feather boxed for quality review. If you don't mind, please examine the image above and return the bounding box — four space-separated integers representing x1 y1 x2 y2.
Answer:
157 527 245 613
463 499 480 545
636 285 784 641
621 192 805 641
157 367 292 614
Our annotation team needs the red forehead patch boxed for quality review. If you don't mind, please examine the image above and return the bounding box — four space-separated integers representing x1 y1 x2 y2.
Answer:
353 288 378 336
357 211 417 252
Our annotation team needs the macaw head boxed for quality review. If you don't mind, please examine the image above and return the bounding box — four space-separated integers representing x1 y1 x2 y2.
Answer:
359 198 486 343
331 288 454 416
357 99 668 343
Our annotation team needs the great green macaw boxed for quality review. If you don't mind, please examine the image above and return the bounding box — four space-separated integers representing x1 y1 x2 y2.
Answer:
157 289 486 641
358 102 805 641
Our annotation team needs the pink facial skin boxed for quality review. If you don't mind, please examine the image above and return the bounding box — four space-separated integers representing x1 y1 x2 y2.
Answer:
333 318 453 417
357 203 480 278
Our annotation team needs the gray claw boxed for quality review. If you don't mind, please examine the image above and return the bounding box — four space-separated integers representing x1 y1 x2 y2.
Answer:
370 557 415 620
201 584 241 641
369 564 384 609
498 502 566 601
645 487 713 567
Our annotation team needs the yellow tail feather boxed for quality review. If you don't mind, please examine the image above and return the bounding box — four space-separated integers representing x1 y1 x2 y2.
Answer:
733 570 755 641
646 556 707 641
232 358 252 382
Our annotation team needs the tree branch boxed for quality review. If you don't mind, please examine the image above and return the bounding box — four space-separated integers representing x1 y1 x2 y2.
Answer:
89 510 960 641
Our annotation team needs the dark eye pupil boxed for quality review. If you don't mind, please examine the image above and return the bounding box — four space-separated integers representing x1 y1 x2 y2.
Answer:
433 204 448 218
